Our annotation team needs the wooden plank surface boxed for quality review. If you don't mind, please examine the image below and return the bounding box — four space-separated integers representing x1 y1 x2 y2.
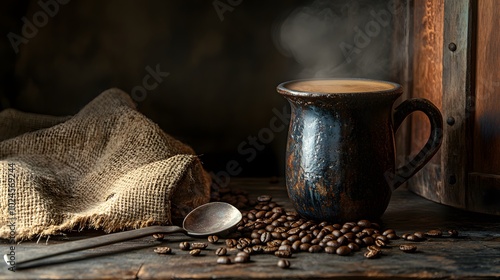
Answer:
1 178 500 279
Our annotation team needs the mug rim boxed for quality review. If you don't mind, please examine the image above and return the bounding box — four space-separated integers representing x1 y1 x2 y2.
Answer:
277 78 402 97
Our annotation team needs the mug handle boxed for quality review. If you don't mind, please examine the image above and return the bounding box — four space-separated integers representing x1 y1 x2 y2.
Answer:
390 98 443 189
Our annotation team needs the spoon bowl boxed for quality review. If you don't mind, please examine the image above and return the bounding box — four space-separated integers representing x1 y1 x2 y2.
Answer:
7 202 242 268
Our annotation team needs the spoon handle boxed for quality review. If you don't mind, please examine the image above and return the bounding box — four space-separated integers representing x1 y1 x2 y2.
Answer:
7 225 185 267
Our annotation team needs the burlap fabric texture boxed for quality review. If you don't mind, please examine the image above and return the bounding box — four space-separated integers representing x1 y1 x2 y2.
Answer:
0 88 211 240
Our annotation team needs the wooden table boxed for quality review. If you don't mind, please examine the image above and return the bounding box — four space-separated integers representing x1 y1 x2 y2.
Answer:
2 178 500 279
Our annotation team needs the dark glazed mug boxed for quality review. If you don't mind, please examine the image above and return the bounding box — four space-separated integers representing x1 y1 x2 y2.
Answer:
277 78 443 222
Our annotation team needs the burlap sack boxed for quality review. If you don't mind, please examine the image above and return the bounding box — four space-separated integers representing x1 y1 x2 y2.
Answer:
0 88 211 241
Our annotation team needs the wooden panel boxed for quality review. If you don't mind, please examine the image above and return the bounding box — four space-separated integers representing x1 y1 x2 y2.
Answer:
408 0 444 202
473 0 500 175
439 0 474 207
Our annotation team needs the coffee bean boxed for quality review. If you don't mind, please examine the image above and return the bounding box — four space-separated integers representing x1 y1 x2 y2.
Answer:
152 233 165 241
234 255 250 263
337 236 348 245
267 240 282 247
217 256 232 264
255 211 266 219
375 235 389 242
425 229 443 237
257 195 272 203
191 242 208 249
401 233 410 239
375 239 387 248
357 219 371 228
299 243 311 252
154 246 171 254
279 244 292 252
252 245 264 253
215 247 227 256
336 246 351 256
399 244 417 253
266 225 276 232
243 247 253 254
347 242 360 251
326 240 341 248
179 242 190 251
448 229 459 237
189 249 201 256
367 245 381 253
275 250 293 258
287 227 301 235
260 232 272 243
405 234 422 242
323 225 335 232
301 234 312 244
263 246 279 254
291 241 302 252
226 239 238 248
277 259 291 269
414 232 425 239
309 245 322 253
364 249 380 259
251 238 261 245
362 236 375 246
208 235 219 244
311 238 321 245
386 233 399 240
271 232 282 239
324 246 336 254
382 229 395 236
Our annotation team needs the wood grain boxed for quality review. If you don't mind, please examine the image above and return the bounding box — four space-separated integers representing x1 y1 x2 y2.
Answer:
408 0 444 202
1 178 500 279
473 0 500 175
439 0 473 208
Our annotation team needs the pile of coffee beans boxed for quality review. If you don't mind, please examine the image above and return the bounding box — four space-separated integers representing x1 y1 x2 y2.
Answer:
154 193 459 269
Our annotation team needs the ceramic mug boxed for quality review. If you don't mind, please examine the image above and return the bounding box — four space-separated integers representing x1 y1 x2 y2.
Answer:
277 78 443 222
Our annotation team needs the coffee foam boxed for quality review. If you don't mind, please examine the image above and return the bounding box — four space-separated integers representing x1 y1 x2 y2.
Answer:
285 80 396 94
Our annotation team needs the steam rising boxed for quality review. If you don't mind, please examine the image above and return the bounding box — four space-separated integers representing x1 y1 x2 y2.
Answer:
274 0 406 79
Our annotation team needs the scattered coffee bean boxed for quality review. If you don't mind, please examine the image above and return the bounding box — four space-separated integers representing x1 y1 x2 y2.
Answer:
215 247 227 256
154 246 171 254
347 242 360 251
263 246 279 254
425 229 443 237
189 249 201 256
399 244 417 253
364 249 380 259
243 247 253 254
179 242 190 251
382 229 395 236
308 245 322 253
257 195 272 203
336 246 351 256
324 246 336 254
275 250 293 258
367 245 381 253
386 233 399 240
277 259 291 269
152 233 165 241
375 239 387 248
217 256 232 264
226 239 237 248
234 255 250 263
405 234 421 242
414 232 425 239
190 242 208 249
208 235 219 244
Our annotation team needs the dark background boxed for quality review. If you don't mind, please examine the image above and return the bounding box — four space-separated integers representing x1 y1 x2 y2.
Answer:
0 0 402 178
